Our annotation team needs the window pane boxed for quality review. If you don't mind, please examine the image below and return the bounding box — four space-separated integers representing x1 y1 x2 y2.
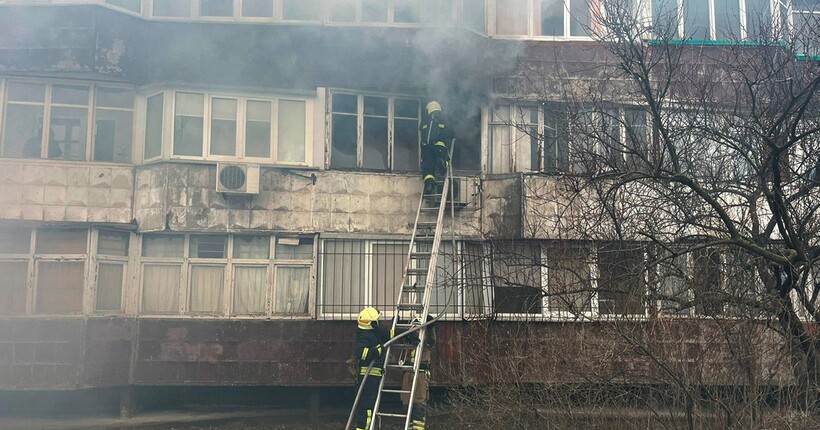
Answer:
547 246 593 314
320 240 365 315
496 0 528 35
597 244 645 315
690 249 723 316
363 97 388 170
52 85 89 105
190 235 227 258
490 106 512 173
332 93 358 114
714 0 741 40
283 0 318 20
200 0 233 16
234 235 270 259
395 99 419 118
745 0 771 39
48 107 88 160
98 230 129 256
394 118 419 171
142 235 184 258
189 265 224 313
145 93 164 159
362 0 388 22
97 87 134 109
277 99 306 162
275 237 313 260
394 0 420 22
331 113 358 168
462 242 488 316
210 98 237 156
685 0 711 39
330 0 357 21
142 264 180 313
37 261 84 314
242 0 273 17
245 100 271 158
96 263 124 311
653 0 679 37
544 106 569 173
94 109 133 162
656 253 690 315
0 262 28 315
36 229 88 254
540 0 563 36
174 93 204 156
234 266 266 314
153 0 192 17
569 0 591 36
7 82 45 103
106 0 141 13
492 242 542 314
0 227 31 254
371 243 408 313
2 104 45 158
274 266 310 314
463 0 487 33
425 0 454 23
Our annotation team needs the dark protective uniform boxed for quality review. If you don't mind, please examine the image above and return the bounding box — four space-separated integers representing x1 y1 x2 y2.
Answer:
354 326 394 430
419 113 454 195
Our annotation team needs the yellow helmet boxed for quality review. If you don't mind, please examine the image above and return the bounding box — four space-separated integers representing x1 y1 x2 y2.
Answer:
426 101 442 115
357 307 381 330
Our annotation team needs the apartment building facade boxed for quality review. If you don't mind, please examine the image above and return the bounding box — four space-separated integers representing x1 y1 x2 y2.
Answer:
0 0 811 415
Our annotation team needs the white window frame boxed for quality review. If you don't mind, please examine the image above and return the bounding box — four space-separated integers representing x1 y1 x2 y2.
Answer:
328 91 422 172
138 233 316 318
91 229 133 314
488 0 598 39
0 78 135 164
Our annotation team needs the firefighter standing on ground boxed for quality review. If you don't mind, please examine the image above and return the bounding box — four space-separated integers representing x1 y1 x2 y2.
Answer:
353 307 395 430
400 316 435 430
420 101 454 196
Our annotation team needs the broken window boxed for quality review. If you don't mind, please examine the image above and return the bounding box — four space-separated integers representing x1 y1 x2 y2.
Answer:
492 241 543 315
330 92 421 172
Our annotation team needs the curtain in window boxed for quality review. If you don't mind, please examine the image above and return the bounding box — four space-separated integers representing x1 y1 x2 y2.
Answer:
275 266 310 314
371 243 408 313
490 107 512 173
189 265 225 313
37 261 84 313
234 266 266 314
96 263 124 311
321 240 365 315
142 264 180 313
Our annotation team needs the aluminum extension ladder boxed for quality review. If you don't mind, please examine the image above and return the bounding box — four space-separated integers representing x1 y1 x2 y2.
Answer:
368 143 457 430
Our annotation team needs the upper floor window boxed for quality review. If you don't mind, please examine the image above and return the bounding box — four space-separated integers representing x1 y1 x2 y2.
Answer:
493 0 595 37
105 0 142 14
652 0 774 40
0 81 134 163
144 90 313 165
489 102 649 174
330 92 421 171
329 0 456 24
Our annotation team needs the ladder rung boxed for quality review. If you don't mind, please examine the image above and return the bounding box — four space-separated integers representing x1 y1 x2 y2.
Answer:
417 221 437 227
386 364 415 372
382 388 412 394
388 342 418 349
406 268 427 275
376 412 409 419
401 286 426 294
410 252 430 259
397 303 424 311
420 206 438 211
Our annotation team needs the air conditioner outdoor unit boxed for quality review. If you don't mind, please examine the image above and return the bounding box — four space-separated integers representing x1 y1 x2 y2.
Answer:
216 163 260 194
448 177 475 208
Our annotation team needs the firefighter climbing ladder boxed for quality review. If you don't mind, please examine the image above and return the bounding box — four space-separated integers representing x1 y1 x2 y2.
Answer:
368 141 457 430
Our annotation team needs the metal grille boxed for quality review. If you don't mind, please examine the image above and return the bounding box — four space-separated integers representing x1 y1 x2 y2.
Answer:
316 239 493 321
219 165 246 190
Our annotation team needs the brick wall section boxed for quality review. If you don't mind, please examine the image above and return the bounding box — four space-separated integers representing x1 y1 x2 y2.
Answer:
0 161 133 224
